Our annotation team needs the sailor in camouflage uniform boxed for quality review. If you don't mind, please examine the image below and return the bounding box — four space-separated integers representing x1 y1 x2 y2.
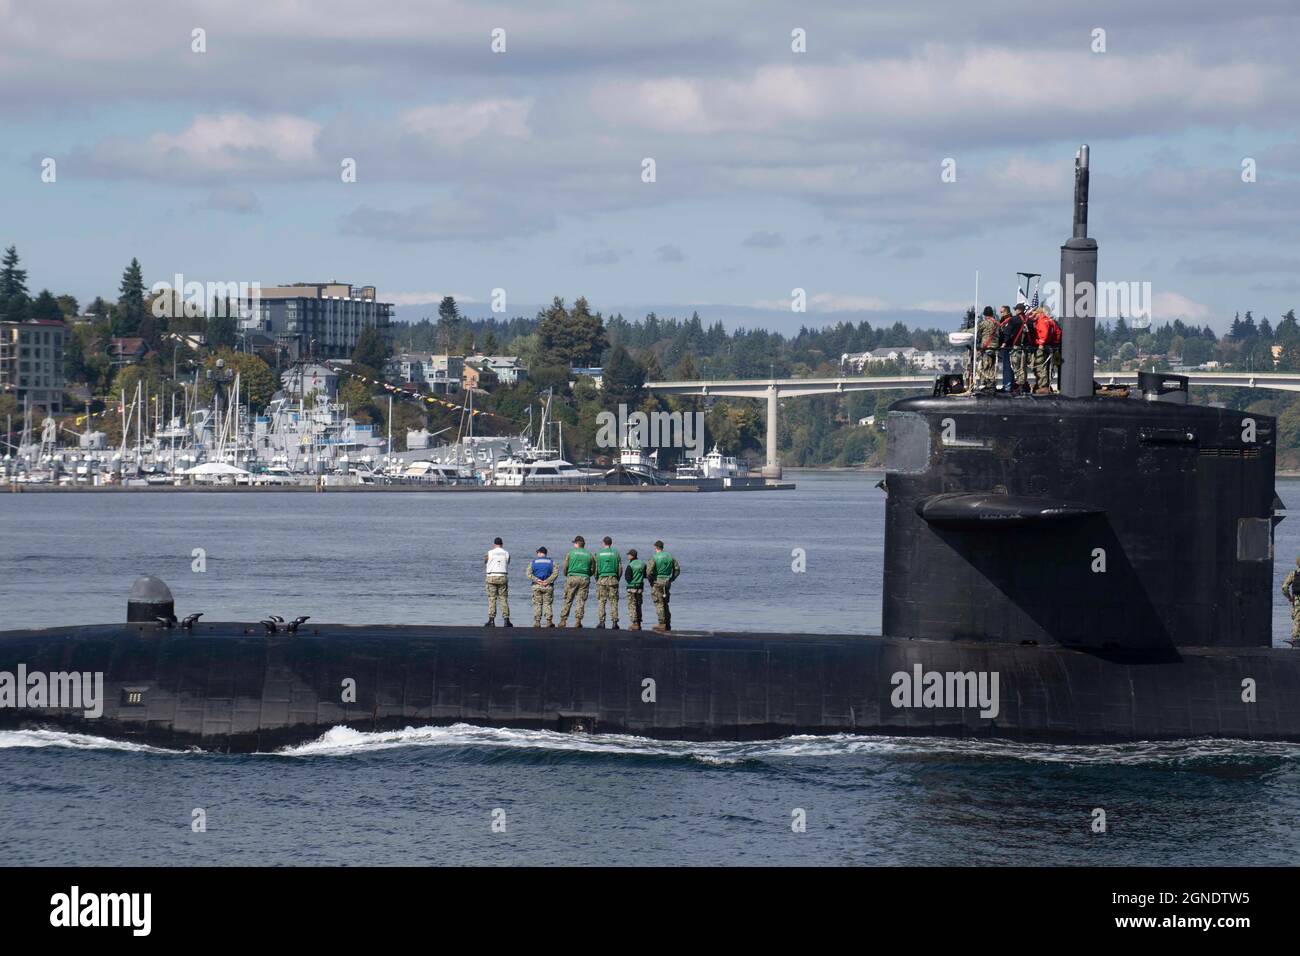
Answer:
975 307 1000 390
647 539 681 633
1282 556 1300 643
559 535 596 627
483 537 512 627
623 548 647 630
527 546 559 628
1008 303 1031 395
594 536 622 629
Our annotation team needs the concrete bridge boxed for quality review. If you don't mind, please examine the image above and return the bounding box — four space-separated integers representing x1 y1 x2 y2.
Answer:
647 370 1300 478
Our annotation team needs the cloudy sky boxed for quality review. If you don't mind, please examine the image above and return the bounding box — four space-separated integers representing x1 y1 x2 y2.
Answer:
2 0 1298 332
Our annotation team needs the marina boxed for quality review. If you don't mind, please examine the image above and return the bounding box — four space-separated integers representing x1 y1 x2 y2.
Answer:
2 378 790 492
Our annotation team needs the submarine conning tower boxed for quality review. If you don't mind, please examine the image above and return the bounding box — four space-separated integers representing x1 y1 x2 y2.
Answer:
882 145 1281 653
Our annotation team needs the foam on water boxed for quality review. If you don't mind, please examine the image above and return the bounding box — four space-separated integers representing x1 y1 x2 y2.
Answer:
272 723 1300 766
4 723 1298 766
0 728 180 754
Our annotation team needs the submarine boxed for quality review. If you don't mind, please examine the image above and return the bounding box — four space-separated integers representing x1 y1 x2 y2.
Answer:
3 145 1299 752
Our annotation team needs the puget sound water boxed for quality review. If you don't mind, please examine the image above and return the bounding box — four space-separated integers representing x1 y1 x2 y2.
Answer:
1 473 1298 866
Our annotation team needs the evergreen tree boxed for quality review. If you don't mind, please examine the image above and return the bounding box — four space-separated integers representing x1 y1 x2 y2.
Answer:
537 296 607 367
602 345 646 409
436 296 461 353
1 245 28 297
351 324 390 375
206 313 238 351
115 257 147 337
0 245 30 321
31 289 63 321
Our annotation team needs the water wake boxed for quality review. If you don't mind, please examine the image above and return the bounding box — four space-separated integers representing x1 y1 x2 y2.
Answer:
0 728 179 754
3 723 1297 766
273 724 1300 766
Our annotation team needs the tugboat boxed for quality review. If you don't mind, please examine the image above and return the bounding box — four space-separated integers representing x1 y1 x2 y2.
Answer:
604 439 666 485
674 444 749 481
2 145 1298 751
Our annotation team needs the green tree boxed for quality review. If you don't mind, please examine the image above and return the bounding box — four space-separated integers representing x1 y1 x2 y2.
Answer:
0 245 30 321
602 344 646 407
207 351 276 412
0 245 28 298
338 374 380 424
436 296 461 353
538 296 607 366
206 313 238 351
56 294 79 317
350 325 390 376
114 257 147 337
30 289 63 321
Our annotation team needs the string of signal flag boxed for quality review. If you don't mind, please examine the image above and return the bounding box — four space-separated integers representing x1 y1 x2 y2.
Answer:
60 366 515 426
338 367 513 422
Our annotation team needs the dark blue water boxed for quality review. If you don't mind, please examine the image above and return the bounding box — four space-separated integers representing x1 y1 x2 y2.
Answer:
2 474 1299 866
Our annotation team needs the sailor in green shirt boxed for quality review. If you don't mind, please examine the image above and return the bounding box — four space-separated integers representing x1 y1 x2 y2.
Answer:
623 548 647 630
560 535 596 627
647 539 681 632
594 535 622 629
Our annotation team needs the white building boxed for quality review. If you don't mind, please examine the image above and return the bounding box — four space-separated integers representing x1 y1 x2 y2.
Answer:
388 353 464 393
474 355 525 385
840 348 966 373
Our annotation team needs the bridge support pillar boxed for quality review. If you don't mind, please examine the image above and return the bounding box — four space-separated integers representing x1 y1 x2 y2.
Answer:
762 384 782 480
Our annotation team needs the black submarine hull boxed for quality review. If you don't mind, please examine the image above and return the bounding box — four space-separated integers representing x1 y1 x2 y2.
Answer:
2 622 1299 752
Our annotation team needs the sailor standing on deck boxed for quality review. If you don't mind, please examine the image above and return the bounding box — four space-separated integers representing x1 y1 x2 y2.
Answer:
1031 308 1060 394
1282 557 1300 643
624 549 647 630
484 537 512 627
647 540 681 633
595 536 622 629
1047 313 1063 391
1008 303 1031 395
976 307 1000 391
527 546 559 628
997 305 1014 391
559 535 596 628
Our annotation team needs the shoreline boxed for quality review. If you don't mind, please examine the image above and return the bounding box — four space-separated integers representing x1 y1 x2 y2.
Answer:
2 481 797 494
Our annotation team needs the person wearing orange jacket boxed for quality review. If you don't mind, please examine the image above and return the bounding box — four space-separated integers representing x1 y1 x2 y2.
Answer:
1031 308 1061 394
1046 312 1063 391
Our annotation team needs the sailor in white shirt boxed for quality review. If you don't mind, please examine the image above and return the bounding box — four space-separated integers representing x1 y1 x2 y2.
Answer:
484 537 512 626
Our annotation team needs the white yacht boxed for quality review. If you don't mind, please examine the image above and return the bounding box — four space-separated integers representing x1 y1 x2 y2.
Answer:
491 456 593 487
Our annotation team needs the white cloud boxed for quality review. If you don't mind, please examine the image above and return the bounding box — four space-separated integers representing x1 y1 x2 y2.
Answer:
384 291 478 306
400 98 532 149
1151 291 1212 321
77 112 322 181
591 47 1281 140
916 299 970 313
750 293 890 312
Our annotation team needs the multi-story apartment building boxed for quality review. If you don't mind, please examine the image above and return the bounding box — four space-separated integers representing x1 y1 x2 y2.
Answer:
0 319 68 412
240 282 392 361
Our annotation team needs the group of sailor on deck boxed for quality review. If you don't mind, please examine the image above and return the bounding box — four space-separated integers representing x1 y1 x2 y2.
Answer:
483 536 681 632
974 303 1063 395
